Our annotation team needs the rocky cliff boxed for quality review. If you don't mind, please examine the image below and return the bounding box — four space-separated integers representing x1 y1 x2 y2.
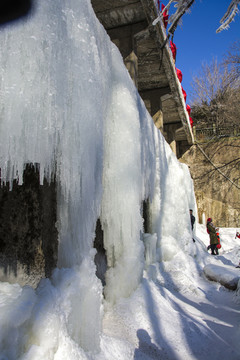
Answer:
180 138 240 227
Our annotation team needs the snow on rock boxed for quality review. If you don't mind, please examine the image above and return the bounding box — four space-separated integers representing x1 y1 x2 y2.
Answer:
203 263 240 290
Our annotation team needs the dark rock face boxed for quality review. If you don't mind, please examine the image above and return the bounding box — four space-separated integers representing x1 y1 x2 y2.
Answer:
94 219 107 286
0 163 58 287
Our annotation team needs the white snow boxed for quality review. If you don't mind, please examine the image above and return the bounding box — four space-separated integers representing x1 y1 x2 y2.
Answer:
0 0 239 359
204 264 240 290
100 225 240 360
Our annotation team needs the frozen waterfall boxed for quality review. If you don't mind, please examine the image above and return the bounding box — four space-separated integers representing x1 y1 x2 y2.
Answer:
0 0 197 358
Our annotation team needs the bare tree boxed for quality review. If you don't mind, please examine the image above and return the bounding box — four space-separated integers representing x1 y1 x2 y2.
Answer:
223 40 240 79
190 57 240 127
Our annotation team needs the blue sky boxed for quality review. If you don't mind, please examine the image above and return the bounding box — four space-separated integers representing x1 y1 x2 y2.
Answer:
168 0 240 104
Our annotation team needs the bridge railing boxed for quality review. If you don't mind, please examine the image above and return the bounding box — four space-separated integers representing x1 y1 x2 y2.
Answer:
193 124 240 142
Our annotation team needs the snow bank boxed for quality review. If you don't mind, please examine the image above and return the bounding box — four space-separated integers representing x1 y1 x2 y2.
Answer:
204 264 240 290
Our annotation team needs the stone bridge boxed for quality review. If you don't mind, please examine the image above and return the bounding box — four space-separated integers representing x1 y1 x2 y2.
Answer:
91 0 194 158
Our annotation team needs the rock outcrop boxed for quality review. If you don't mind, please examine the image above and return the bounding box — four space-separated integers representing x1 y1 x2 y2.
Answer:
180 138 240 227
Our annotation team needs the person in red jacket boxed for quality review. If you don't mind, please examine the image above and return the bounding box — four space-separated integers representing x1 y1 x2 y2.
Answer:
216 230 221 250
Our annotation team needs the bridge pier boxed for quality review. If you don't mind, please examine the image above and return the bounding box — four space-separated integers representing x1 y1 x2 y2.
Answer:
91 0 194 158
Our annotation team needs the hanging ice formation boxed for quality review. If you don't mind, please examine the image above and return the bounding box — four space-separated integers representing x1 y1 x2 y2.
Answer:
0 0 197 357
216 0 240 33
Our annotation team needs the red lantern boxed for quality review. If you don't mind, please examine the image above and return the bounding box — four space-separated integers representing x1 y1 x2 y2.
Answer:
170 41 177 60
189 117 193 127
186 104 191 116
181 86 187 102
176 68 182 83
161 4 169 28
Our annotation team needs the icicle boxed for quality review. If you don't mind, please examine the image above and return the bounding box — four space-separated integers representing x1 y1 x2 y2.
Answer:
167 0 195 36
216 0 240 33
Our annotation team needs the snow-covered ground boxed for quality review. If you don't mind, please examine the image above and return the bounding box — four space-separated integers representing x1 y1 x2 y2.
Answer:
0 225 239 360
99 225 240 360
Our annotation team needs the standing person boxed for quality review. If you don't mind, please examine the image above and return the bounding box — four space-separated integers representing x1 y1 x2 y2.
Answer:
190 209 195 230
190 209 195 242
235 231 240 268
206 218 219 255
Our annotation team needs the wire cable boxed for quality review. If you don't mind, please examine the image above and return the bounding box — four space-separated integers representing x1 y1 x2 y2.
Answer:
195 142 240 190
